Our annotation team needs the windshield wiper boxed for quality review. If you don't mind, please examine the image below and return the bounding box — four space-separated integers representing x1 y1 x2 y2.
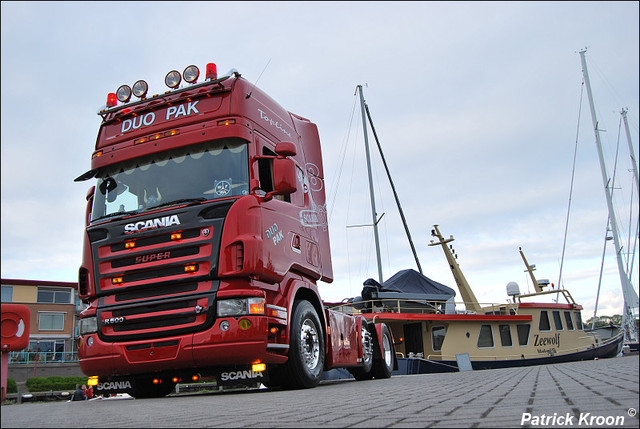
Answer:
146 198 206 211
93 209 139 222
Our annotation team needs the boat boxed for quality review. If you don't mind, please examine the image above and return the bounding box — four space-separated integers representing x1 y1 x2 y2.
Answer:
322 83 624 378
329 225 624 374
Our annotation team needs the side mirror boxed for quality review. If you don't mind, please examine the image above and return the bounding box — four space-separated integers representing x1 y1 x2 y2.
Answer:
271 158 297 196
275 141 296 157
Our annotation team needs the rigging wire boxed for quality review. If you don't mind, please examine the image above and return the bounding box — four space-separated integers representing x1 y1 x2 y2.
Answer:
558 79 585 290
328 94 358 223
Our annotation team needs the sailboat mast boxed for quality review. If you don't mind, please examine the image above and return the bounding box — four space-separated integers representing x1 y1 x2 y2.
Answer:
579 48 639 343
357 85 384 284
621 108 640 196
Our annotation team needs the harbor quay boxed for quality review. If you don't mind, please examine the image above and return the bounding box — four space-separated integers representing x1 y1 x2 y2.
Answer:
1 355 638 428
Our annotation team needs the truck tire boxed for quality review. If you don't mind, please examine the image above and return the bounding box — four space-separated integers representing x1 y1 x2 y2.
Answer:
371 324 394 379
348 319 374 380
283 300 325 389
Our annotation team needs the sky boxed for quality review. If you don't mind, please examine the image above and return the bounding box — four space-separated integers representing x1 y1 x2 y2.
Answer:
1 1 638 321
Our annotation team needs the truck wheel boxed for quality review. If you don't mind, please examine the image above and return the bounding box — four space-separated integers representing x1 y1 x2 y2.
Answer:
349 319 374 380
371 324 394 379
284 300 325 389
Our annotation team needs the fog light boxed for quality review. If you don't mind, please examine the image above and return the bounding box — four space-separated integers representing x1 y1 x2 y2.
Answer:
87 336 94 346
220 320 230 331
238 318 251 330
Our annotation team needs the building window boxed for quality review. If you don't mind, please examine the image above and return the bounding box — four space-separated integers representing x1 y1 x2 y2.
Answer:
539 311 551 331
498 324 513 347
39 312 65 331
477 324 494 348
1 285 13 302
29 340 65 361
516 324 531 346
37 287 71 304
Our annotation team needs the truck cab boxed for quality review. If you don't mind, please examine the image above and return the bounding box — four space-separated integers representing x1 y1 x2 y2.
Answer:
75 63 394 397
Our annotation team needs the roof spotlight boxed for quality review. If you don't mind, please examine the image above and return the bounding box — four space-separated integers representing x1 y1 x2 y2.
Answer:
183 65 200 84
132 80 148 99
116 85 132 103
165 70 181 89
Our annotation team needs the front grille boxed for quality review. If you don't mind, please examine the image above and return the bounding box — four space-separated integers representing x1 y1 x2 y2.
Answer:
98 294 213 342
114 282 198 302
89 202 230 342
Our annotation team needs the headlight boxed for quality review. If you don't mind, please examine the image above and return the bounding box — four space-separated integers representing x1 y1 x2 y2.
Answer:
116 85 132 103
217 298 265 317
165 70 181 89
79 317 98 335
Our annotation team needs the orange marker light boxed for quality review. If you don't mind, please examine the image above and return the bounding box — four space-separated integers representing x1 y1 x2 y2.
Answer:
252 362 266 372
184 264 197 273
125 241 136 249
112 276 124 285
171 233 182 241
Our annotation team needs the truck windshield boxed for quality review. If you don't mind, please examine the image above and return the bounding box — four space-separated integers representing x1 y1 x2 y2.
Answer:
91 138 249 222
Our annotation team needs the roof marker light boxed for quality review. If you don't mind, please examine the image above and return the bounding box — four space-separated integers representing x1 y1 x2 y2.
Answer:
183 65 200 84
206 63 217 80
132 80 148 99
106 93 117 107
165 70 181 89
116 85 132 103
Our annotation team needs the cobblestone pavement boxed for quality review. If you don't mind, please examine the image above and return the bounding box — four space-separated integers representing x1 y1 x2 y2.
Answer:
1 355 638 428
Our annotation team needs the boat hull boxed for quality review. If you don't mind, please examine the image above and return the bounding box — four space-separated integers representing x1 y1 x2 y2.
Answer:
395 332 624 374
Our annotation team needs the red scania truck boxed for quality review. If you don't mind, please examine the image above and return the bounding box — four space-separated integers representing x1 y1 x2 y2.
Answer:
75 63 396 398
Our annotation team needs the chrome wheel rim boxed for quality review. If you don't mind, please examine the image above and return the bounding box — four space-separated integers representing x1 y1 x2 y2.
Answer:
300 319 320 369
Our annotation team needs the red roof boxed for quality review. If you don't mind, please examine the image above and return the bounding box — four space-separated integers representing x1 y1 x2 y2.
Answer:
1 278 77 289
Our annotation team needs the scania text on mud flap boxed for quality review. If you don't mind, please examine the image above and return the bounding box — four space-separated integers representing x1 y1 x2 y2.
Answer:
75 62 396 398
